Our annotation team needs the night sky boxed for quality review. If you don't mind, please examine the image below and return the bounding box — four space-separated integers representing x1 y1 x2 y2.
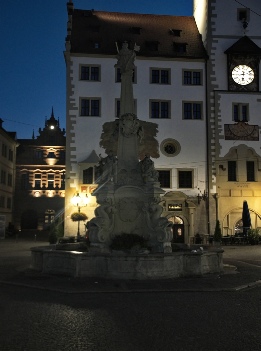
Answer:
1 0 193 139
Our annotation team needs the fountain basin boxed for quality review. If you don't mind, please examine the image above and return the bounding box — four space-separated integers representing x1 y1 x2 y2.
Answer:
31 245 223 279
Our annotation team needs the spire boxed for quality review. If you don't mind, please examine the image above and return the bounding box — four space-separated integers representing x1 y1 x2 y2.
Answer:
32 129 35 139
51 106 54 118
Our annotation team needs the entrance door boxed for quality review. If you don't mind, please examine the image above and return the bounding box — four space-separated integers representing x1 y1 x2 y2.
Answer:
169 216 185 243
173 224 185 243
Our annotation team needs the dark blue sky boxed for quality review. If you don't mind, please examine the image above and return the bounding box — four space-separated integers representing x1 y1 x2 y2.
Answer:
0 0 192 139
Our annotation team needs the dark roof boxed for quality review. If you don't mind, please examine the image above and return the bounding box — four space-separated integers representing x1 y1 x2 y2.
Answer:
68 10 207 59
225 36 261 55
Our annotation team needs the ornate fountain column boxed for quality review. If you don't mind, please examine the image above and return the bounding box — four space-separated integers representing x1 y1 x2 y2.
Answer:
88 42 173 253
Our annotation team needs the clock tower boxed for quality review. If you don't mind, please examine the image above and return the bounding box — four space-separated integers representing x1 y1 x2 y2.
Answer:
225 36 261 92
194 0 261 236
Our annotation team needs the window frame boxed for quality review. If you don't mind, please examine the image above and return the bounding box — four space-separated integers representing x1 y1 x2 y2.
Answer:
237 8 249 22
183 101 203 120
233 103 249 122
150 68 171 85
79 65 101 81
2 143 7 158
160 139 181 157
178 169 193 189
1 170 6 184
80 98 101 117
246 161 255 182
150 100 171 119
183 69 202 85
228 161 237 181
157 169 171 188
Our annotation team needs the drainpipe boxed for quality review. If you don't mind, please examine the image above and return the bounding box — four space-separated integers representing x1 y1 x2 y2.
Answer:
205 60 211 234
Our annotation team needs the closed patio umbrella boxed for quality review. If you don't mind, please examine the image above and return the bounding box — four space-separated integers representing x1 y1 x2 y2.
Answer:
242 200 251 236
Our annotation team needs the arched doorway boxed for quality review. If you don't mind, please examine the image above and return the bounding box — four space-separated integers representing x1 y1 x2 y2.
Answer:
169 216 185 243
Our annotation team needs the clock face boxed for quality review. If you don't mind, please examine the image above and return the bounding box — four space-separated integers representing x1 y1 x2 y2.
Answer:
232 65 254 85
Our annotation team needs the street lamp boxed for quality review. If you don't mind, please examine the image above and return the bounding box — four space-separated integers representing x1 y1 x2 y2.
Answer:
71 192 89 239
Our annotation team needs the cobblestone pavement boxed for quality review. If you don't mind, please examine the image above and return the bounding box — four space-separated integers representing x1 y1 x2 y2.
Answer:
0 281 261 350
1 238 261 350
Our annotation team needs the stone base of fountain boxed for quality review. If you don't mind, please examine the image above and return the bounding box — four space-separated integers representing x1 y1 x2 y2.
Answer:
31 245 223 279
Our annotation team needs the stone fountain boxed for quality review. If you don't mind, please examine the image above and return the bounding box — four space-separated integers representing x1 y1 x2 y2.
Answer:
31 42 223 279
88 42 173 254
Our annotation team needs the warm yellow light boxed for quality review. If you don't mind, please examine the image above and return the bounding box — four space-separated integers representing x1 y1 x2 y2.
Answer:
71 192 89 207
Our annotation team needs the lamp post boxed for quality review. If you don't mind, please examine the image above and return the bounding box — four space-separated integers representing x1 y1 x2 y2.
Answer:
71 192 89 239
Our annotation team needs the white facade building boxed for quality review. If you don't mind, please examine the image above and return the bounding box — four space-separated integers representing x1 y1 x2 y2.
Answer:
64 3 208 243
194 0 261 236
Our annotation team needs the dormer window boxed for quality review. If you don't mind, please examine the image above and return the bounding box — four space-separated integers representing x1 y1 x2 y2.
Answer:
169 29 182 37
237 8 249 21
174 43 187 53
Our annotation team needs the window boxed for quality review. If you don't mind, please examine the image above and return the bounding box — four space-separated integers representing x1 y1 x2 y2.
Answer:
160 139 181 157
21 173 29 190
7 198 11 209
183 102 202 120
151 69 170 84
0 196 5 208
8 149 13 161
150 100 170 119
80 98 100 116
115 99 137 117
183 70 202 85
2 143 7 157
35 150 43 159
228 161 237 181
7 174 12 187
47 174 54 189
169 29 182 37
233 103 248 122
158 170 171 188
1 170 6 184
238 8 249 21
174 43 187 53
115 67 136 83
247 161 255 181
83 167 94 184
34 173 41 189
178 170 193 188
80 65 100 81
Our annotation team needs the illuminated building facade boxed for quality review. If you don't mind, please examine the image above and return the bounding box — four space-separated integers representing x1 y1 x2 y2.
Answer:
14 109 66 231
